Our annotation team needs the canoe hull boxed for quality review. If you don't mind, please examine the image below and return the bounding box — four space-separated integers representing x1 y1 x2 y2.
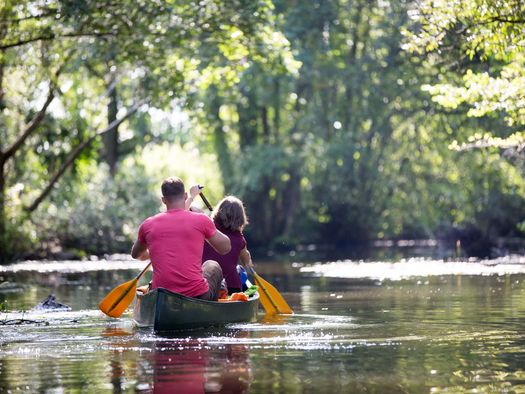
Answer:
133 288 259 332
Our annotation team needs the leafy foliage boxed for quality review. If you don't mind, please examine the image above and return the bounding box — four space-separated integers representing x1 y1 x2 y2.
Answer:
1 0 524 261
29 143 223 256
0 0 280 261
403 0 525 150
192 0 525 256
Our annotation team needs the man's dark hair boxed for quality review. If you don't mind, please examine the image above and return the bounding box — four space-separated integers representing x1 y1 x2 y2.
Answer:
161 177 185 201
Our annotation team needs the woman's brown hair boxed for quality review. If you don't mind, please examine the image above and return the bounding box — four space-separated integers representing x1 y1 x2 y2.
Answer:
211 196 249 231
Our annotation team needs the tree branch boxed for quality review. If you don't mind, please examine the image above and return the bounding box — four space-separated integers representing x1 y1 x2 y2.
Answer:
483 16 525 24
24 101 145 213
2 57 71 160
0 31 118 50
2 91 55 160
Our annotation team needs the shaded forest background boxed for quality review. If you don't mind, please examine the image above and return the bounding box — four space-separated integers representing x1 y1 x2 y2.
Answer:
1 0 524 263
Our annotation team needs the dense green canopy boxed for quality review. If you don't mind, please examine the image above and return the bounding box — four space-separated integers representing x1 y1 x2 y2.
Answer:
1 0 524 262
403 0 525 150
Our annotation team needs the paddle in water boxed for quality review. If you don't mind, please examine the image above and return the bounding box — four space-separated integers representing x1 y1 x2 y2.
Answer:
249 267 293 315
99 262 152 318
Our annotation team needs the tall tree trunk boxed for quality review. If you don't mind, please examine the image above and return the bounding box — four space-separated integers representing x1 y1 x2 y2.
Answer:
0 157 6 264
238 87 258 150
0 52 6 262
261 106 270 143
104 82 119 177
282 168 301 237
273 77 280 140
262 178 273 241
320 85 332 140
343 1 364 133
208 86 234 190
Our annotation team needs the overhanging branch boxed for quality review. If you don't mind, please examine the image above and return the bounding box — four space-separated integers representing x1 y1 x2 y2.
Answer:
0 31 118 50
24 101 146 213
2 55 72 161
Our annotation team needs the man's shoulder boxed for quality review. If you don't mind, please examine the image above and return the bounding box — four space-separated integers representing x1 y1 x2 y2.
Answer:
141 212 167 225
144 210 213 226
186 210 213 223
147 212 167 220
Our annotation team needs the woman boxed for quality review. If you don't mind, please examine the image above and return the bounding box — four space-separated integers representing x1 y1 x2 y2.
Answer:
201 196 254 294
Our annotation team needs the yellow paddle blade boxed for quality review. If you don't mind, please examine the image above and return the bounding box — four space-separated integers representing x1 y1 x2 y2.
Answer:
99 279 138 318
254 275 278 315
254 273 293 315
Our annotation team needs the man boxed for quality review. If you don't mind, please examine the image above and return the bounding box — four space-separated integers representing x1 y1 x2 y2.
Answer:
131 177 231 300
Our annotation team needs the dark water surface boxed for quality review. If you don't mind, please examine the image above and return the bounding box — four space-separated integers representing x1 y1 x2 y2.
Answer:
1 257 525 393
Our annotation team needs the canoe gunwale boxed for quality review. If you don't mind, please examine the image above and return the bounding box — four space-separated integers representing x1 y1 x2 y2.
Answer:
133 287 259 332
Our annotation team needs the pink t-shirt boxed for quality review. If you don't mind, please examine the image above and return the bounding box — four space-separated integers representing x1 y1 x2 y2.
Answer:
137 208 217 297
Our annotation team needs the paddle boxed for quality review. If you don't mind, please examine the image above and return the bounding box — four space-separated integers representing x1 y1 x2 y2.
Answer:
249 267 293 315
198 188 213 211
99 261 152 318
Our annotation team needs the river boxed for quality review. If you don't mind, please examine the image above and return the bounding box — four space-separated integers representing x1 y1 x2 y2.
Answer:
1 256 525 393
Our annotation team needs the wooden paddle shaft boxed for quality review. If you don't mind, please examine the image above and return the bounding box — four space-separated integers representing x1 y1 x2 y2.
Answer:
135 261 152 281
200 193 213 211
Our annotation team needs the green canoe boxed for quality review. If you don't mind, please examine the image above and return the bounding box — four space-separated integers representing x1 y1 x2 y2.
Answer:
133 288 259 332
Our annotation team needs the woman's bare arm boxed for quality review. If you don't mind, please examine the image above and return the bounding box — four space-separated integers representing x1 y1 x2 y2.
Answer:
239 247 254 269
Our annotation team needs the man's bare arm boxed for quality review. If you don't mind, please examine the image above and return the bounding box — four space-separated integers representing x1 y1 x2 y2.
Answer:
189 206 204 213
185 185 202 210
131 239 149 260
206 229 231 255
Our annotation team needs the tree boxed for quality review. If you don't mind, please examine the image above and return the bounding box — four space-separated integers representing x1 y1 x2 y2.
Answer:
0 0 277 262
190 0 525 256
402 0 525 153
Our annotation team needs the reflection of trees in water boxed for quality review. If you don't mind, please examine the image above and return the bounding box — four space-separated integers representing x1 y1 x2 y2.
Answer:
110 359 124 394
103 326 140 393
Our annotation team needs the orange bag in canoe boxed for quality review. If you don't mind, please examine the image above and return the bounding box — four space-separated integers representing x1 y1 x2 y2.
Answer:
230 292 249 302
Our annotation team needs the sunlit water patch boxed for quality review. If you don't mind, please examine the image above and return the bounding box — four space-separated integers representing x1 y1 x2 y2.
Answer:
299 256 525 280
0 255 141 273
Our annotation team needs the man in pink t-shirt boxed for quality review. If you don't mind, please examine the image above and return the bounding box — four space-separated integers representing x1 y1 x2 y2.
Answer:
131 177 231 300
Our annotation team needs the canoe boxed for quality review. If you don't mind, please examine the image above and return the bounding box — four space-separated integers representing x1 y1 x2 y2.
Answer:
132 287 259 332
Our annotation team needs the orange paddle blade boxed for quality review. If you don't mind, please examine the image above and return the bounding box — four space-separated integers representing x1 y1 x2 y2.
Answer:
254 272 293 315
99 278 138 318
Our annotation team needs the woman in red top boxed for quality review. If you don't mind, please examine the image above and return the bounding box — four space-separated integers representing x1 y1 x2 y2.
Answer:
201 196 254 294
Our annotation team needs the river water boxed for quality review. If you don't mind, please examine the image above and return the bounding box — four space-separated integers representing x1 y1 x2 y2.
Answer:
1 256 525 393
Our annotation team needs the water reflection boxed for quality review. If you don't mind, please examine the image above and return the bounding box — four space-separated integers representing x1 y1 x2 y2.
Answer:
95 326 254 393
148 339 251 394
